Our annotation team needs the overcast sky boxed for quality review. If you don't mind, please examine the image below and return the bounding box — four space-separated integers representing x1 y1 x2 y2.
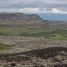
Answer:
0 0 67 13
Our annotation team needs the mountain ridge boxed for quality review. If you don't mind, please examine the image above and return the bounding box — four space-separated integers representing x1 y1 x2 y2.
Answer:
0 13 43 21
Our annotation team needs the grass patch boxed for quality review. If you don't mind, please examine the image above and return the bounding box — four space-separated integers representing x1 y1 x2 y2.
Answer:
0 43 14 50
0 28 67 40
46 29 67 40
0 28 48 36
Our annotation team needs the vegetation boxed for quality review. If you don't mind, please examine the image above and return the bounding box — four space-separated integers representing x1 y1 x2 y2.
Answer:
0 28 67 40
0 43 14 50
47 29 67 40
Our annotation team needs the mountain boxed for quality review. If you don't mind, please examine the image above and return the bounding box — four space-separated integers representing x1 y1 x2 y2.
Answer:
0 13 43 21
0 13 50 29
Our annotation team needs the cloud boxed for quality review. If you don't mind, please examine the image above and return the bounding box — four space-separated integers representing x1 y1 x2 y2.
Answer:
0 8 67 14
51 8 62 13
16 8 46 13
18 8 67 14
0 0 67 8
0 0 67 13
0 8 46 13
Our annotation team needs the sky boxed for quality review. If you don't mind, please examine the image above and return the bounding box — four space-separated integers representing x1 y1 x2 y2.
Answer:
0 0 67 14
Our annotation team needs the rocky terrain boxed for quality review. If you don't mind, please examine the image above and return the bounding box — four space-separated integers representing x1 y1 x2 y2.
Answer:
0 47 67 67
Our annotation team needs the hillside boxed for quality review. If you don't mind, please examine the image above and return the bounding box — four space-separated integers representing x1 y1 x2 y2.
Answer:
0 13 66 67
0 13 66 54
0 47 67 67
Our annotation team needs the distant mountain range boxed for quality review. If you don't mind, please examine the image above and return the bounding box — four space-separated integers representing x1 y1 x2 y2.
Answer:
0 13 43 21
0 13 66 22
